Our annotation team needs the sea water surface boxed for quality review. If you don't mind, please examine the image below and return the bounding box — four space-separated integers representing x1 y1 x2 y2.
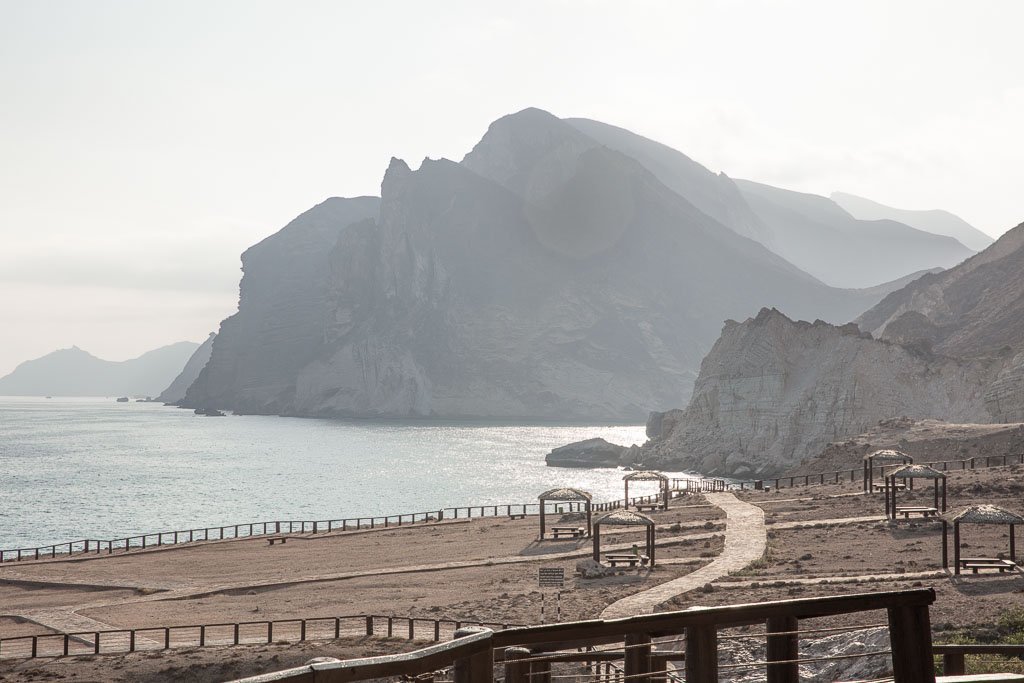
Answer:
0 397 690 549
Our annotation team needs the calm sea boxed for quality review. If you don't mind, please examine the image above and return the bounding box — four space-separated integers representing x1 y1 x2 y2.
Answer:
0 397 691 549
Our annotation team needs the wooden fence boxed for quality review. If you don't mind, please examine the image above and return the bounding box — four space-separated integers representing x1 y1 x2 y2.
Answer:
0 479 724 564
230 588 942 683
0 614 518 661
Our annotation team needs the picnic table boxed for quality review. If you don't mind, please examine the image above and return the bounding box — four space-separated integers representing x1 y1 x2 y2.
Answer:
633 503 662 512
605 553 650 568
895 506 939 518
957 557 1019 574
872 482 907 492
551 526 585 539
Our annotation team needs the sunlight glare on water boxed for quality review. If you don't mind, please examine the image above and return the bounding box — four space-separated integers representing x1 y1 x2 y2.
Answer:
0 397 696 548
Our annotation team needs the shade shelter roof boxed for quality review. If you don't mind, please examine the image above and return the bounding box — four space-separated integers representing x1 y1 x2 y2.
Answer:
595 510 655 527
942 504 1024 574
889 465 946 480
945 505 1024 525
623 471 669 482
537 487 593 541
593 510 657 567
538 487 592 502
864 449 913 463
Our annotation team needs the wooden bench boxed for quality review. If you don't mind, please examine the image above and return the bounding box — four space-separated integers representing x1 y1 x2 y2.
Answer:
267 537 288 546
605 553 649 568
634 503 662 512
550 526 585 539
508 513 527 520
958 557 1018 574
872 482 907 491
895 506 939 518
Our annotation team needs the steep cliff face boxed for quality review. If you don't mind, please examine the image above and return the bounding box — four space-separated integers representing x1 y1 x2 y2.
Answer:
640 308 997 476
181 197 379 412
156 332 215 403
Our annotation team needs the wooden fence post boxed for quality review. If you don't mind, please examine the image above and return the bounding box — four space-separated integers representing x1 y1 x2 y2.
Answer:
685 625 717 681
625 632 652 683
452 627 493 683
504 646 531 683
766 616 798 683
887 604 936 683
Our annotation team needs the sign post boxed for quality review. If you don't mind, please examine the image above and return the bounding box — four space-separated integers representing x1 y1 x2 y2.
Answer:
538 567 565 623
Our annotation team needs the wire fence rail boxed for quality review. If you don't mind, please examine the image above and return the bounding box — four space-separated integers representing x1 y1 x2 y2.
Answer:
0 614 521 661
731 452 1024 493
228 588 944 683
0 478 728 565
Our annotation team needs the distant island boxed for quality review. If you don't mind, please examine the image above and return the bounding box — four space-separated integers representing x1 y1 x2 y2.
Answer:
0 341 200 398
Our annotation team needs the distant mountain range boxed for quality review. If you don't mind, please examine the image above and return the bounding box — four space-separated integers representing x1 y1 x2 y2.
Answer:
0 342 200 397
178 108 985 420
832 191 994 252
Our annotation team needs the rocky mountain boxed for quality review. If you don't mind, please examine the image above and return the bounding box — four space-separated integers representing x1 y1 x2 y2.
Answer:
736 180 974 288
551 116 975 289
0 342 199 397
180 109 924 420
832 191 994 252
638 221 1024 476
156 332 215 404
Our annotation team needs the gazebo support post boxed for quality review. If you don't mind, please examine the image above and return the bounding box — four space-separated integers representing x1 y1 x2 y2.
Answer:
592 526 600 562
942 478 947 512
539 506 546 540
954 522 961 575
624 481 629 508
662 481 669 510
864 460 869 493
934 480 940 511
1011 524 1016 564
942 520 948 569
586 502 592 537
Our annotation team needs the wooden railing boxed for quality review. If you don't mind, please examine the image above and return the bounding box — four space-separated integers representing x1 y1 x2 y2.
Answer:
933 643 1024 676
0 481 721 564
232 588 940 683
730 453 1024 493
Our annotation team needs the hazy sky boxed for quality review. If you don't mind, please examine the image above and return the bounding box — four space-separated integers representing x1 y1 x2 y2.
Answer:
1 1 1022 376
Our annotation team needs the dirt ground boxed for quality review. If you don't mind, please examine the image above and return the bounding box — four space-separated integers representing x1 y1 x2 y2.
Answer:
5 468 1024 681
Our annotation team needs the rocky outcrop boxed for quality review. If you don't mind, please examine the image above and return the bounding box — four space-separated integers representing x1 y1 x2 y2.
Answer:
545 438 637 468
638 308 996 477
635 220 1024 476
156 332 215 404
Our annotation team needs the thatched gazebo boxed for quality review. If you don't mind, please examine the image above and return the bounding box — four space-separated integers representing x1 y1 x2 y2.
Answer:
623 471 670 510
942 505 1024 574
538 487 592 540
884 465 947 519
863 449 913 493
592 510 656 567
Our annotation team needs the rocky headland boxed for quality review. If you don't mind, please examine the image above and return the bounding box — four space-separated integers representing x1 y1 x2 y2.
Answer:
630 221 1024 477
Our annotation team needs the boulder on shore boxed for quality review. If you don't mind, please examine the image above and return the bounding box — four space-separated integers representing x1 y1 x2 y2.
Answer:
546 437 636 468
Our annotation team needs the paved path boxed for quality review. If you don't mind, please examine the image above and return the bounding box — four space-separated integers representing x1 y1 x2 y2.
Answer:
600 492 766 618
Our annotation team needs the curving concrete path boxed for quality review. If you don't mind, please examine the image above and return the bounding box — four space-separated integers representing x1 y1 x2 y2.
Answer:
601 492 766 618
